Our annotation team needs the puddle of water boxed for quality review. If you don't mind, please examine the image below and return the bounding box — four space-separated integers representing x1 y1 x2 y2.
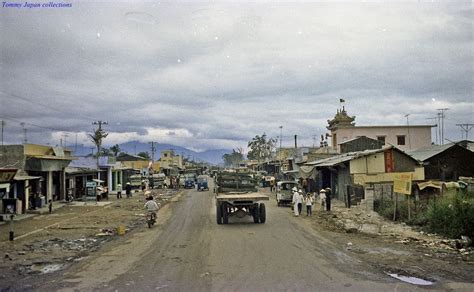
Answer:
388 273 433 286
40 264 63 274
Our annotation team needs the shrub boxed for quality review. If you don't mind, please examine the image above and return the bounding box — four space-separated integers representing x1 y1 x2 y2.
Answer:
426 193 474 239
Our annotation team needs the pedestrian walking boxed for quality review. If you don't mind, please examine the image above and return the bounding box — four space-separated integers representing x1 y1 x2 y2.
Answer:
125 182 132 198
298 190 304 215
305 193 313 216
319 189 326 211
116 183 122 199
325 187 332 211
269 178 275 193
95 187 102 204
291 187 300 216
48 199 52 214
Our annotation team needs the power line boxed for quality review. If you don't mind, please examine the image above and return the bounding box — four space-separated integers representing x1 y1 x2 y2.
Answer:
456 123 474 140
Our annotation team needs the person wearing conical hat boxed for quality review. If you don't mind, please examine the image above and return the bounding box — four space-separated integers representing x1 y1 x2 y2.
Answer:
319 189 326 211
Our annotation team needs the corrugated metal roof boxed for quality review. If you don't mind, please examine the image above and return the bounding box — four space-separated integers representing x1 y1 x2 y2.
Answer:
305 145 411 167
407 143 456 161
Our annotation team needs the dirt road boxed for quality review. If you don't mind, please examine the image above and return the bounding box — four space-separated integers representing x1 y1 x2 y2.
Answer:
11 180 470 291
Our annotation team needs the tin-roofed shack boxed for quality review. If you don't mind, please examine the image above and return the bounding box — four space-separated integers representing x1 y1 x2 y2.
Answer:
407 142 474 181
305 146 424 208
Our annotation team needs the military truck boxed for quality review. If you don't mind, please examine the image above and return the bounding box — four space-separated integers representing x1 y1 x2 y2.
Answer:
215 172 269 224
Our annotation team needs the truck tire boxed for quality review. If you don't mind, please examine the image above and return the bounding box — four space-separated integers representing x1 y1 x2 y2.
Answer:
216 202 222 224
222 203 229 224
259 203 266 223
252 205 260 223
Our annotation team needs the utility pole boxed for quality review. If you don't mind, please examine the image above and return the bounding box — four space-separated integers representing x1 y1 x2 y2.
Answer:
1 120 5 146
75 133 78 152
92 120 108 180
437 108 448 144
456 123 474 140
405 114 411 150
426 116 438 144
61 133 69 148
294 134 298 149
20 122 27 144
149 141 157 162
279 126 283 172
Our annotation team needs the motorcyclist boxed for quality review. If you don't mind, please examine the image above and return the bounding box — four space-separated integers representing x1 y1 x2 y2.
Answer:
144 195 159 221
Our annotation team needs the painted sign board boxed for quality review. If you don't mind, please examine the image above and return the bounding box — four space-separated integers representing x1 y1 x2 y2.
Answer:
394 173 412 195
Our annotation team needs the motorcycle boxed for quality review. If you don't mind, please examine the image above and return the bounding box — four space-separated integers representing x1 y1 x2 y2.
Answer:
146 211 156 228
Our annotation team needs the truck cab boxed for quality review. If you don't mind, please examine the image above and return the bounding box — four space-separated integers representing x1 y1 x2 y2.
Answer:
276 181 298 206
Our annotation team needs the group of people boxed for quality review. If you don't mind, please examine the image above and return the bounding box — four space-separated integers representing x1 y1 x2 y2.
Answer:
291 187 332 217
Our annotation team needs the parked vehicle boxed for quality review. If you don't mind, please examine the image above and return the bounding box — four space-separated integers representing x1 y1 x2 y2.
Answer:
276 181 298 206
150 173 166 189
215 172 269 224
129 174 142 189
196 175 208 191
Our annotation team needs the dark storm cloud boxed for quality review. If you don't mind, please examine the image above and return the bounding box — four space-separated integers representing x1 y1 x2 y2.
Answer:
0 2 472 150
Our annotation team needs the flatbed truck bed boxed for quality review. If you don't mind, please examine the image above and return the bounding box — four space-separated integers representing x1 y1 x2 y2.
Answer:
215 191 269 224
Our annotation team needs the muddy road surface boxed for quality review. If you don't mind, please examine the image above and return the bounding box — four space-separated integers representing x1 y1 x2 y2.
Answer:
4 182 473 291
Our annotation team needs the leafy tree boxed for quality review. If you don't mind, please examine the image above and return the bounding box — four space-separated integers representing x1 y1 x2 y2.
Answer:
110 144 121 157
137 151 150 159
247 134 276 162
222 149 244 167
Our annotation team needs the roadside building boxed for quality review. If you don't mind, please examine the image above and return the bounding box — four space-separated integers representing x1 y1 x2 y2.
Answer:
407 142 474 181
304 146 424 206
65 156 103 199
159 150 183 169
0 144 74 210
327 107 434 152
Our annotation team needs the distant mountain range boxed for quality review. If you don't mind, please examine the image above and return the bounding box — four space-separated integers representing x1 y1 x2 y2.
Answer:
69 141 231 165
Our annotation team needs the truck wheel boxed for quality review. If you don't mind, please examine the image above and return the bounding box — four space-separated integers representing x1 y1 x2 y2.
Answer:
252 205 260 223
216 202 222 224
259 203 266 223
222 203 229 224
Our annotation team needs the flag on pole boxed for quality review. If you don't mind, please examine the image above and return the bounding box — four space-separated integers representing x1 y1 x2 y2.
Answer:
340 98 345 103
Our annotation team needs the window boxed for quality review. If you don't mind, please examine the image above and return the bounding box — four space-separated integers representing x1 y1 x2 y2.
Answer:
377 136 386 145
164 153 168 157
397 135 406 145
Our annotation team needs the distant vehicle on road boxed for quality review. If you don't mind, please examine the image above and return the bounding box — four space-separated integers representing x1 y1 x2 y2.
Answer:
276 181 298 206
196 175 209 191
215 172 269 224
184 174 195 189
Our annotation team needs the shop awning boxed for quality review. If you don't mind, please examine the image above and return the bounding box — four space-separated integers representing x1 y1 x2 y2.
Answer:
14 175 41 181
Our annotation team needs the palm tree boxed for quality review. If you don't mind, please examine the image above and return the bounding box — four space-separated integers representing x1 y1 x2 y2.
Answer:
89 128 108 179
110 144 121 157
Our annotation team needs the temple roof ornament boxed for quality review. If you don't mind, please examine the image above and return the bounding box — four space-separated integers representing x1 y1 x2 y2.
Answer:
327 106 356 131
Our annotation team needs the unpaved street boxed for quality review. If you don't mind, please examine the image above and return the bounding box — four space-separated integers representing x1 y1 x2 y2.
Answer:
7 179 471 291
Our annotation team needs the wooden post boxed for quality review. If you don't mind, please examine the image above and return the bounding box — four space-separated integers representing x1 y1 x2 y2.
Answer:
407 194 411 221
393 192 398 221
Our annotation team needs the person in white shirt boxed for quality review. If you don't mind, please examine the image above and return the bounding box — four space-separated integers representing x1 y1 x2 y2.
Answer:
144 195 159 220
291 187 300 216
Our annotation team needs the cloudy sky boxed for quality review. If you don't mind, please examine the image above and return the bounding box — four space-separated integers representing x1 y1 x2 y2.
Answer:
0 1 472 152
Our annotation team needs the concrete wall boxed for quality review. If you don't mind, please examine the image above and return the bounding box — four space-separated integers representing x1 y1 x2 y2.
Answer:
333 126 432 152
0 145 26 173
